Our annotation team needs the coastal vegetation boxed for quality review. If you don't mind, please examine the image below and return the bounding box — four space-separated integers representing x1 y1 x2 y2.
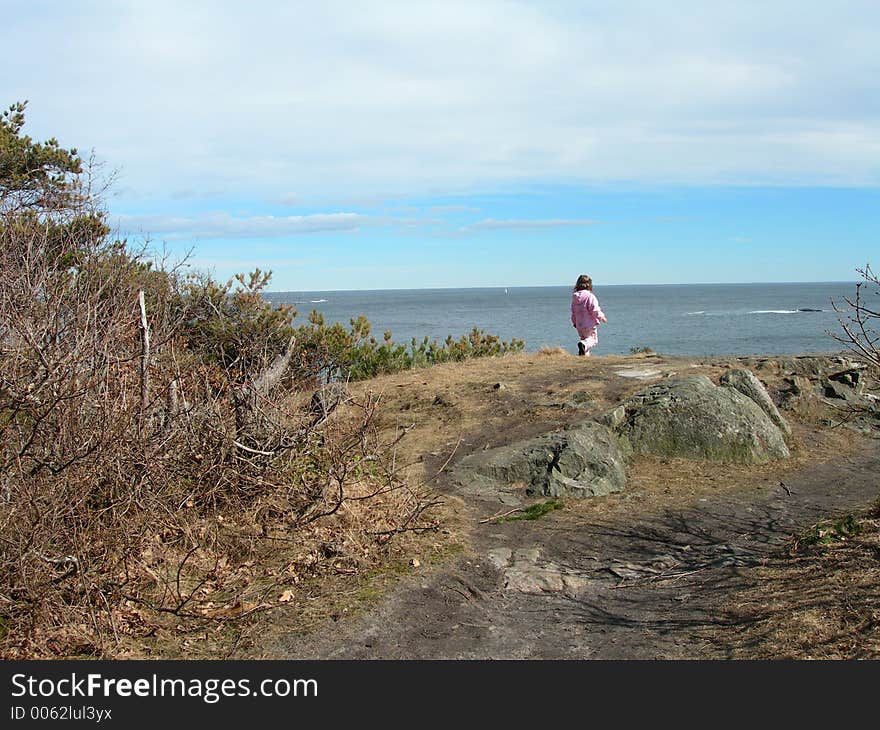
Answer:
296 311 524 382
0 102 517 658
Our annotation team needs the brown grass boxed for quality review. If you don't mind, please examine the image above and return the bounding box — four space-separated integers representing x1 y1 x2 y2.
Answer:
720 511 880 659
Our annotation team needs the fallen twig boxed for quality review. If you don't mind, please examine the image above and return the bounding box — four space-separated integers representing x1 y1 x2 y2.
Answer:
479 507 523 524
233 440 275 456
610 566 710 589
430 437 463 481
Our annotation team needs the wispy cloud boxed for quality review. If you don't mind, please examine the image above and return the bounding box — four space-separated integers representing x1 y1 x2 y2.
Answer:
460 218 600 232
114 212 392 240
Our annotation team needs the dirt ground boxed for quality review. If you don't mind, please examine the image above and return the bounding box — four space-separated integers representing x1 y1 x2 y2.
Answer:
253 351 880 659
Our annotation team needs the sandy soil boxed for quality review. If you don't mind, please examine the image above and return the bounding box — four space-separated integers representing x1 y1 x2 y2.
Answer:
254 351 880 659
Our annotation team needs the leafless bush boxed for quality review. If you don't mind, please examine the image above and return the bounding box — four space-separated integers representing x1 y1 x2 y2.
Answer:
0 102 440 657
832 264 880 368
0 213 437 659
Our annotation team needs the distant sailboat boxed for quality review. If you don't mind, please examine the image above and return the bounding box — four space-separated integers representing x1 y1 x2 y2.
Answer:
504 288 508 295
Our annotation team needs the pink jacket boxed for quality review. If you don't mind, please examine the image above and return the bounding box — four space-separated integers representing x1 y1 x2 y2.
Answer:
571 289 606 331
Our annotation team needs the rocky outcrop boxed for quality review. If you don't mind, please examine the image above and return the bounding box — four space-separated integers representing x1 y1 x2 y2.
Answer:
822 367 867 403
828 368 864 391
751 354 865 379
719 368 791 438
451 421 629 503
601 375 790 464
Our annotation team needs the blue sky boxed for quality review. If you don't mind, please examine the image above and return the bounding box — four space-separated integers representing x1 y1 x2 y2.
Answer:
3 1 878 290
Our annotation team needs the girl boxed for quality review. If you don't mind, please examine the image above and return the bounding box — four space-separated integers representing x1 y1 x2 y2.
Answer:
570 274 607 356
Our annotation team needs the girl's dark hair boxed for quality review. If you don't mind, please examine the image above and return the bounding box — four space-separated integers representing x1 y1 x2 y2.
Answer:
574 274 592 291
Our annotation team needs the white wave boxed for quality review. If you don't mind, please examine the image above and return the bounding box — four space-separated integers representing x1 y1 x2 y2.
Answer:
685 311 705 315
749 309 798 314
310 299 328 303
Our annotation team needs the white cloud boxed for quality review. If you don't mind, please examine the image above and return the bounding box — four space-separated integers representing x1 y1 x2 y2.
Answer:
114 212 387 240
4 0 880 202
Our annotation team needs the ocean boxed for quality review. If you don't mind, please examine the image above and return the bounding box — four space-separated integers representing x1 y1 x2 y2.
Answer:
265 282 859 357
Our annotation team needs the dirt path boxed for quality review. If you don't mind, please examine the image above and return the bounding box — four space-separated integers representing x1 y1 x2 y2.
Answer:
266 353 879 659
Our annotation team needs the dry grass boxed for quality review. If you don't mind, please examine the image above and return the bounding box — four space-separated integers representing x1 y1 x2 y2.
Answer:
721 511 880 659
538 345 569 356
622 422 864 507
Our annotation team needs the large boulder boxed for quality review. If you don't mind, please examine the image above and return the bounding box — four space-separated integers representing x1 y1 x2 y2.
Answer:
719 368 792 438
602 375 789 464
451 421 629 503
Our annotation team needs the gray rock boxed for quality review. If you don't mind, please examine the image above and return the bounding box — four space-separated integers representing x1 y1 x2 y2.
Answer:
487 546 591 594
828 368 863 393
779 375 816 409
452 421 629 502
782 375 813 396
598 405 626 429
719 368 791 438
823 380 860 402
605 375 789 464
773 356 846 378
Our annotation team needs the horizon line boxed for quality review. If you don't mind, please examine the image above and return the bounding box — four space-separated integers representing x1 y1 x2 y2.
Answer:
266 280 859 294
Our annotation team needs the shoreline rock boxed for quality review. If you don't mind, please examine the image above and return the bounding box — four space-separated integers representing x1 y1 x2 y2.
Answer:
451 421 629 502
602 375 790 464
720 367 792 439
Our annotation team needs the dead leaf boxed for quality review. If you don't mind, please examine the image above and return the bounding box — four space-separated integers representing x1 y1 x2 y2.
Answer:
204 601 257 619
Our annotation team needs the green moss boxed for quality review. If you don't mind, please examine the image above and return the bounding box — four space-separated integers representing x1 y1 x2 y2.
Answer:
569 391 593 404
498 499 564 522
633 424 772 465
425 541 466 563
799 514 863 547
